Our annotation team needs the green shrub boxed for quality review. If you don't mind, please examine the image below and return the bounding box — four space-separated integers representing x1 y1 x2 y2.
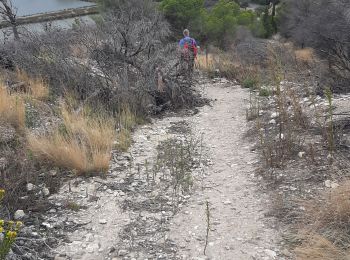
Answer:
242 77 258 89
259 87 271 97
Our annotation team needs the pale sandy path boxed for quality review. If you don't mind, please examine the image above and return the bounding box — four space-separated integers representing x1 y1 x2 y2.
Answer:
169 79 279 260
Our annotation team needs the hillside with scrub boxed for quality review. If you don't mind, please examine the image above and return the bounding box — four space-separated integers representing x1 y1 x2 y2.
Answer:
0 0 349 259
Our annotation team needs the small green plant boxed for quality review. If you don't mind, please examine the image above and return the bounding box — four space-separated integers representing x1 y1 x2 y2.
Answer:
0 190 23 260
259 87 271 97
156 137 199 195
64 200 84 212
242 76 258 89
25 106 40 129
26 150 34 161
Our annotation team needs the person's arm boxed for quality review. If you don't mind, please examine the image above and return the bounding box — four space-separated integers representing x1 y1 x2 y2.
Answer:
179 38 184 48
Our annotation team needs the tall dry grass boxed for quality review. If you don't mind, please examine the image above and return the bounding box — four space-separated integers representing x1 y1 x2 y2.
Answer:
196 52 240 79
0 85 25 130
295 235 350 260
197 52 266 91
16 70 49 101
295 48 315 65
61 106 116 151
196 53 215 71
311 181 350 227
28 105 116 174
293 180 350 259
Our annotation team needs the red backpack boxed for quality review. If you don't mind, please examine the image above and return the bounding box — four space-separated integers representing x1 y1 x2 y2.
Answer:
183 38 198 59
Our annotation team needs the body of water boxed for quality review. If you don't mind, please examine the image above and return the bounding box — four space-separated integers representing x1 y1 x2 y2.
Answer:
12 0 95 17
0 0 97 41
0 15 95 41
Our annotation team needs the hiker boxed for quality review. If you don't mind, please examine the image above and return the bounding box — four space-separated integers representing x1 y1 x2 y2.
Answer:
179 29 198 72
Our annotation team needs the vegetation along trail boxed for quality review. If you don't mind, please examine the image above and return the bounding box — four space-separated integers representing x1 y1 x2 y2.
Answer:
52 76 278 260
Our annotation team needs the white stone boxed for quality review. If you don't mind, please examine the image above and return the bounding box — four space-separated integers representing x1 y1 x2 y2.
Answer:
324 180 332 188
41 222 52 229
118 249 128 256
268 119 276 124
331 182 340 189
265 249 277 258
99 219 107 224
298 152 305 158
324 180 339 189
42 188 50 196
26 183 35 191
270 112 279 118
49 170 57 176
14 210 26 220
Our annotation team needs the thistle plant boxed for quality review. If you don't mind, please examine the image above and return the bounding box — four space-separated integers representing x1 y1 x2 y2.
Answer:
0 190 23 260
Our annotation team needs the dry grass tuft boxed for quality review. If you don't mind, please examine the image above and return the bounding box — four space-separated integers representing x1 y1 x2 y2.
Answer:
295 235 350 260
196 51 265 87
28 105 116 174
61 106 116 151
295 48 315 64
196 53 240 79
16 70 50 101
295 181 350 258
308 181 350 229
0 85 25 130
196 53 215 71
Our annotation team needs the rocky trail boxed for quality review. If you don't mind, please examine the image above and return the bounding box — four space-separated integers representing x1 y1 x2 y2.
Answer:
49 77 279 260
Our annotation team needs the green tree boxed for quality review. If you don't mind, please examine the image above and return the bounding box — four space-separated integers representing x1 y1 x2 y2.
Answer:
237 10 256 26
262 7 273 38
160 0 205 32
204 0 241 48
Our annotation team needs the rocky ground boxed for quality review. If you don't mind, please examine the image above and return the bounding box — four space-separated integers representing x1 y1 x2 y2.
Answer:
10 75 350 260
29 76 277 260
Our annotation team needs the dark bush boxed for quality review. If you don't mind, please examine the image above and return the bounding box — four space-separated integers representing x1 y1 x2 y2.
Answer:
279 0 350 93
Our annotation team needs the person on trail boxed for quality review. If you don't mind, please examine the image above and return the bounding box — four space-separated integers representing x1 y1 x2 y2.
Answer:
179 29 198 72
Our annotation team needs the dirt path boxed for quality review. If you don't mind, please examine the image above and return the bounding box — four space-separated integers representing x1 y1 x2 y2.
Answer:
52 77 278 260
169 79 278 259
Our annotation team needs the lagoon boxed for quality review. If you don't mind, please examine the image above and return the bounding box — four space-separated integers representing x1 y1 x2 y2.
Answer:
12 0 94 17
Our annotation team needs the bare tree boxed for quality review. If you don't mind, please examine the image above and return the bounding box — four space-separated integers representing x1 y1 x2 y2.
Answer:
0 0 19 40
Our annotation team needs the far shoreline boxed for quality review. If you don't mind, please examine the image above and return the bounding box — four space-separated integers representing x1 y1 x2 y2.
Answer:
0 5 98 29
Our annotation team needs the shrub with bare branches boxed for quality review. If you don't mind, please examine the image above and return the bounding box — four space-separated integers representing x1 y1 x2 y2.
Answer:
2 0 204 117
